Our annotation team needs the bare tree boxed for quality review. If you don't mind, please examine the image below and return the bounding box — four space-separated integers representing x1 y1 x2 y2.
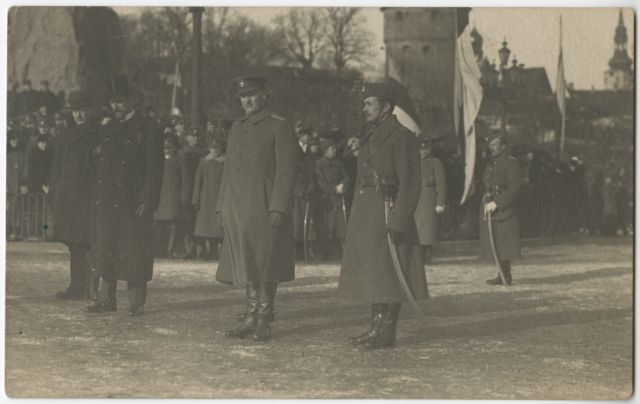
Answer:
273 8 326 69
324 7 373 71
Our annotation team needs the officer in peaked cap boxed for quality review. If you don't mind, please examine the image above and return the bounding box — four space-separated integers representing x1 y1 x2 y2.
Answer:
85 75 164 316
338 80 427 350
413 134 446 264
216 75 300 342
480 129 522 286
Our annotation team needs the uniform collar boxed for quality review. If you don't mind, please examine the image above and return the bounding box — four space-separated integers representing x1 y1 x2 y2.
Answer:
242 105 271 125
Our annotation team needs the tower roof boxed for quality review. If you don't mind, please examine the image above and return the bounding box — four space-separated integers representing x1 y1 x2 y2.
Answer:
609 9 632 72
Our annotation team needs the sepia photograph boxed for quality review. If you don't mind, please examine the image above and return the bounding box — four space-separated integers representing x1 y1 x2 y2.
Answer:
2 3 635 399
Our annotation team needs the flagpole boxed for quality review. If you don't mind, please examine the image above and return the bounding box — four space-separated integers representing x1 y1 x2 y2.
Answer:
171 59 179 111
558 16 566 156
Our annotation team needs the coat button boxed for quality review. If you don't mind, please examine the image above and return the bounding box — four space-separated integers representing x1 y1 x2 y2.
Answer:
114 203 118 208
117 182 122 187
96 201 100 205
98 179 102 183
121 160 126 165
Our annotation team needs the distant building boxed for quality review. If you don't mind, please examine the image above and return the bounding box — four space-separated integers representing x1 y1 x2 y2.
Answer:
382 7 470 144
604 10 633 91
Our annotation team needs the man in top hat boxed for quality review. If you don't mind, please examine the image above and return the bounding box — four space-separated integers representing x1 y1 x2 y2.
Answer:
49 90 100 299
85 75 164 316
338 81 427 350
480 130 522 285
413 135 446 264
216 76 299 342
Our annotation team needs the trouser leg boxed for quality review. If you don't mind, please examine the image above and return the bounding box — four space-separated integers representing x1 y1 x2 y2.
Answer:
127 281 148 307
68 243 90 295
226 283 259 338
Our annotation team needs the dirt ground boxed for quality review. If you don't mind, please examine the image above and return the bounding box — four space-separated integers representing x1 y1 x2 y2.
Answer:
4 237 633 399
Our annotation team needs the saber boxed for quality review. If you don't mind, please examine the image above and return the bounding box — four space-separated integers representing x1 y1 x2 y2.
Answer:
341 195 348 225
303 200 310 262
486 208 508 285
384 198 428 326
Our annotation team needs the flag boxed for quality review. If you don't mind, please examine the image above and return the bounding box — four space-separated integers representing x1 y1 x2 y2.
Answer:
556 16 566 154
387 59 422 135
454 24 483 205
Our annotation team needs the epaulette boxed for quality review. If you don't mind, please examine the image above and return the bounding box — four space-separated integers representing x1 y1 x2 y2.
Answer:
270 113 286 121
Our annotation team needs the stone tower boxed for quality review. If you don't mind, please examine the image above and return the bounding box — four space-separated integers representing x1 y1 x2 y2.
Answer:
383 7 470 141
604 9 633 90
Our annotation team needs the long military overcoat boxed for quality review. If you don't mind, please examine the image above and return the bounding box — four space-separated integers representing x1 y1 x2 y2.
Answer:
192 156 225 238
479 152 522 261
414 156 446 246
215 107 299 284
339 115 428 303
49 122 98 244
92 112 164 283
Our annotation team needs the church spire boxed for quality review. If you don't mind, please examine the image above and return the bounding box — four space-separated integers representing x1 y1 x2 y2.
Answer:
609 9 632 72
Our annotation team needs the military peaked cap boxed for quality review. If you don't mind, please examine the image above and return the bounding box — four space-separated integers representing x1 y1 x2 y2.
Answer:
233 76 268 96
361 81 395 103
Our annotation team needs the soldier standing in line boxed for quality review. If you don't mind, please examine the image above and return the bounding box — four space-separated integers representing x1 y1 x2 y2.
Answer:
216 76 299 342
85 75 164 316
339 81 427 350
480 131 522 285
49 90 99 300
413 136 446 264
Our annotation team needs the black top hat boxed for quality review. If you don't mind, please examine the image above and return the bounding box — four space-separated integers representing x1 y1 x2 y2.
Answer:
233 76 268 96
105 75 132 100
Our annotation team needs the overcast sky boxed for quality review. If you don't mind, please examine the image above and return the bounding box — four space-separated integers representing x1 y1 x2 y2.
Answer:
115 7 634 90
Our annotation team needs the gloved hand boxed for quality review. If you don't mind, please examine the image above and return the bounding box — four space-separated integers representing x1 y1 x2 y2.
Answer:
335 183 345 195
42 185 50 194
387 228 403 244
435 205 445 214
484 201 497 215
20 185 28 195
268 211 286 228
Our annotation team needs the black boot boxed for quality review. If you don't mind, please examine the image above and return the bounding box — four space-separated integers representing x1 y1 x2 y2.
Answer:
362 303 401 350
486 275 503 285
225 283 259 339
486 261 512 285
234 283 277 322
254 282 276 341
348 303 384 345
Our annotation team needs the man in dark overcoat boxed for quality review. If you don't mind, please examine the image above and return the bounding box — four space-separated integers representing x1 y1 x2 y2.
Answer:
339 81 427 350
216 76 299 342
50 90 99 299
480 131 522 285
85 75 164 316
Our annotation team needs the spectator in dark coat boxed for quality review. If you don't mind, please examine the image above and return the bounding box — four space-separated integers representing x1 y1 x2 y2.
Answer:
25 134 53 195
6 130 26 240
178 127 206 258
315 138 350 258
38 80 60 113
154 136 189 258
192 137 226 259
15 79 39 116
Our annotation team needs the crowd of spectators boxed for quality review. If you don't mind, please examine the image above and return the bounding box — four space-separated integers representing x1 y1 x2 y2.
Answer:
6 79 632 252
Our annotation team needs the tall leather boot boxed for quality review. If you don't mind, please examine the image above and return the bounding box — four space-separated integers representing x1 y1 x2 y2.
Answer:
486 260 512 285
348 303 384 345
234 283 277 322
184 235 195 259
253 281 276 341
225 283 259 339
362 303 401 350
